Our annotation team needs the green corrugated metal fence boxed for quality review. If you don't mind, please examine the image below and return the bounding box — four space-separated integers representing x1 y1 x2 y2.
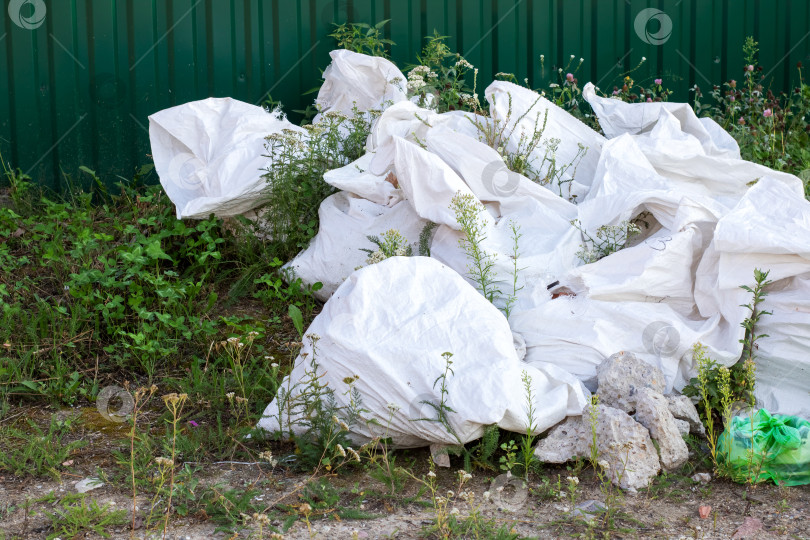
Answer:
2 0 809 191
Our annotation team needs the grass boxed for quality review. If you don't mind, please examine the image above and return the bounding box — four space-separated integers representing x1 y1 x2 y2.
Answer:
0 414 85 481
41 493 128 540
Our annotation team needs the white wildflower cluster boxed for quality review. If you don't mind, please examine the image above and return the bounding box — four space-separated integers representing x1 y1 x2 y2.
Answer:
455 57 473 70
386 402 401 413
264 355 279 368
303 122 327 137
332 414 350 431
365 229 412 265
259 450 278 467
459 93 479 108
322 109 350 122
155 456 174 468
266 128 307 152
407 65 436 91
365 250 387 265
251 513 271 527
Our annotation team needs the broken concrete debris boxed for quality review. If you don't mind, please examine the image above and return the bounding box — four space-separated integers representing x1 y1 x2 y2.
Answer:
536 351 696 489
596 351 666 414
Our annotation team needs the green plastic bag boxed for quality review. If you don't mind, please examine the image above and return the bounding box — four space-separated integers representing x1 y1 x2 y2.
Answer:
717 409 810 486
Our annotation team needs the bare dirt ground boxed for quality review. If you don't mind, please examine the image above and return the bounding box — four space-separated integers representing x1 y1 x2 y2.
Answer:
1 432 809 540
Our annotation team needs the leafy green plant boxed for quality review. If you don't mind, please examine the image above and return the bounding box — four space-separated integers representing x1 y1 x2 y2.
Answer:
499 439 518 473
695 38 810 175
269 335 363 471
360 228 414 265
684 269 771 432
739 268 773 367
406 31 479 113
471 424 501 471
572 218 641 264
503 220 525 320
329 20 394 57
449 192 499 303
517 371 539 479
363 403 412 496
419 221 439 256
252 257 323 320
469 93 588 201
263 107 380 260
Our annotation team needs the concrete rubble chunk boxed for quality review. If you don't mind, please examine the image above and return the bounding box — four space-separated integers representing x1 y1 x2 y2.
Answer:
570 500 606 524
635 387 689 471
596 351 666 413
674 418 690 437
533 415 590 463
666 394 706 435
535 404 661 491
692 472 712 484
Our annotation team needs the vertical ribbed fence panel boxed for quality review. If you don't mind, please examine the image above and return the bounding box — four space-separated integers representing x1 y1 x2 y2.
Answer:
1 0 809 191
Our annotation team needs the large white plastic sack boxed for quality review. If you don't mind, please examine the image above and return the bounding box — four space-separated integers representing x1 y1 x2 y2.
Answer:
755 274 810 419
693 178 810 417
149 98 304 219
313 49 407 123
582 82 740 159
285 190 426 302
258 256 588 447
487 82 606 201
369 101 484 172
322 153 400 205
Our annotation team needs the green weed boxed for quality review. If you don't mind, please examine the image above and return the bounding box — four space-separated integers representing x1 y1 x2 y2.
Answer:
43 493 127 540
0 414 85 480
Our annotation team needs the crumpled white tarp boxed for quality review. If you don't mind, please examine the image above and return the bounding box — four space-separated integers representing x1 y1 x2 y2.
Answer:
149 98 304 219
582 83 740 160
151 50 810 444
313 49 407 123
696 178 810 419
